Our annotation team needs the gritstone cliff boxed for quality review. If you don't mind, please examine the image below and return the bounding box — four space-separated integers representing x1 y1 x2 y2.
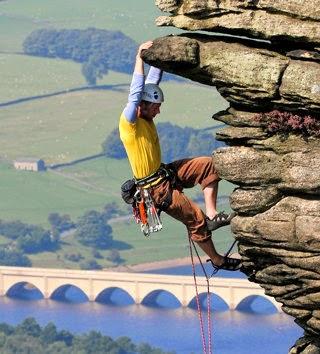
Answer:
141 1 320 353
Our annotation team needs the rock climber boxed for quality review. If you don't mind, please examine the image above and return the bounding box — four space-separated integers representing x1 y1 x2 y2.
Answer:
119 41 241 271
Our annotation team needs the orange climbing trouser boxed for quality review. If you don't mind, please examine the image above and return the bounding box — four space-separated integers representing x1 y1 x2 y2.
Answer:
149 156 220 242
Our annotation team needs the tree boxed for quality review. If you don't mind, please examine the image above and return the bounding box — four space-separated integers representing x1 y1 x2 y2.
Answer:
0 332 6 348
103 202 123 220
81 60 98 86
73 331 118 353
106 249 123 265
75 210 113 249
23 28 137 85
23 28 59 57
157 122 192 162
0 247 31 267
186 130 224 157
0 219 60 254
16 318 41 337
116 336 136 353
0 323 14 336
101 128 126 159
0 220 30 240
102 122 224 162
80 259 102 270
0 319 174 354
16 225 56 253
40 322 58 345
44 341 70 354
55 329 74 346
48 212 75 240
81 55 109 86
3 334 43 353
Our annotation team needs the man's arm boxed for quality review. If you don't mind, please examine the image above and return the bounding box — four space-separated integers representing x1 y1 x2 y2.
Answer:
146 66 163 85
123 41 153 123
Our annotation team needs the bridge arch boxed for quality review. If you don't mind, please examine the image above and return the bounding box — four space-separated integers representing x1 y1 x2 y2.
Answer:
50 284 89 302
235 295 279 314
188 292 229 311
141 289 181 308
6 282 44 300
46 278 93 300
4 277 46 298
90 282 137 303
96 287 134 305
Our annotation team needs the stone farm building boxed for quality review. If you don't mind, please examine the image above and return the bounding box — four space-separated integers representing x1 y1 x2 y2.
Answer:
13 158 46 171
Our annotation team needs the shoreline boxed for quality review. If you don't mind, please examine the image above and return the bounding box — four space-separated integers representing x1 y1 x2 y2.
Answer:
109 256 207 273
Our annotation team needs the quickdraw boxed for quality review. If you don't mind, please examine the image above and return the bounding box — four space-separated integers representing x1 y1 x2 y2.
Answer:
133 188 162 237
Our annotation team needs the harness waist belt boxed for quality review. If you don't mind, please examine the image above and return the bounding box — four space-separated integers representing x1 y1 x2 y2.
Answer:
135 165 170 187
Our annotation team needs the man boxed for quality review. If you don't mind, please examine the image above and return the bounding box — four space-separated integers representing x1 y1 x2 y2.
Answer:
119 41 241 271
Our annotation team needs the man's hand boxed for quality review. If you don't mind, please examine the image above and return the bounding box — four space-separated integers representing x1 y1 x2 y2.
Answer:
137 41 153 58
134 41 153 75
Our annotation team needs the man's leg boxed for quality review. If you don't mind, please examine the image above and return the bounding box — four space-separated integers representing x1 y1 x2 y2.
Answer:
195 237 224 266
198 238 241 271
161 187 223 266
203 181 218 219
168 157 234 230
203 180 235 231
155 184 240 271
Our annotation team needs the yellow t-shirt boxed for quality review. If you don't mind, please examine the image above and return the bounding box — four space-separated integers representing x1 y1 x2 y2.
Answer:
119 113 161 179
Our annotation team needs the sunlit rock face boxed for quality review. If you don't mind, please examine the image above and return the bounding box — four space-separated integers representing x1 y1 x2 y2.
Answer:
155 0 320 45
143 1 320 353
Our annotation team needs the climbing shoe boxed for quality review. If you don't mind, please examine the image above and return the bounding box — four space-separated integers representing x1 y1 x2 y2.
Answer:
207 256 242 274
206 211 235 231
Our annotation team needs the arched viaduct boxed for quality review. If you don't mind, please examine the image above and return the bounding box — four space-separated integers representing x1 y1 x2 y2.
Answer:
0 266 282 311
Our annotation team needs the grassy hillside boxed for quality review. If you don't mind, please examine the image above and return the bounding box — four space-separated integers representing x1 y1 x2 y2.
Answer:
1 64 227 163
0 0 235 267
0 54 91 102
0 54 132 102
29 214 235 269
0 158 234 225
0 157 235 268
0 0 178 52
0 0 228 166
0 160 118 225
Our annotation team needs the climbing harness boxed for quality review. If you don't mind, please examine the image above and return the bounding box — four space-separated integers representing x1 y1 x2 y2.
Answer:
121 164 174 237
134 164 174 188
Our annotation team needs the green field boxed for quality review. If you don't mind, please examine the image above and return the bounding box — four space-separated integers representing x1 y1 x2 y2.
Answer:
0 157 235 269
0 54 132 102
0 0 234 268
29 214 235 269
0 160 118 225
0 0 179 52
0 158 234 224
0 57 227 163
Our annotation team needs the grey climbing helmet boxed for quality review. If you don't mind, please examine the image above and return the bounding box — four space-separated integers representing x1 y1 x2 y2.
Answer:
141 83 164 103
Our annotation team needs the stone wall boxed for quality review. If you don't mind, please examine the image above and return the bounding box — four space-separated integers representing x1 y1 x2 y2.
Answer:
142 1 320 353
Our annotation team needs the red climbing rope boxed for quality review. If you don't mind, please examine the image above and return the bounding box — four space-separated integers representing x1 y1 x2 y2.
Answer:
188 236 238 353
188 235 212 354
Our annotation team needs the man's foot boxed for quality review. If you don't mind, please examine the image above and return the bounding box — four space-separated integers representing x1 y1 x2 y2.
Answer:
207 256 241 273
206 211 235 231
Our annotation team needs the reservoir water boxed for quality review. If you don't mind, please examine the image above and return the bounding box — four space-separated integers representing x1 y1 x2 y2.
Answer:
0 264 302 354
